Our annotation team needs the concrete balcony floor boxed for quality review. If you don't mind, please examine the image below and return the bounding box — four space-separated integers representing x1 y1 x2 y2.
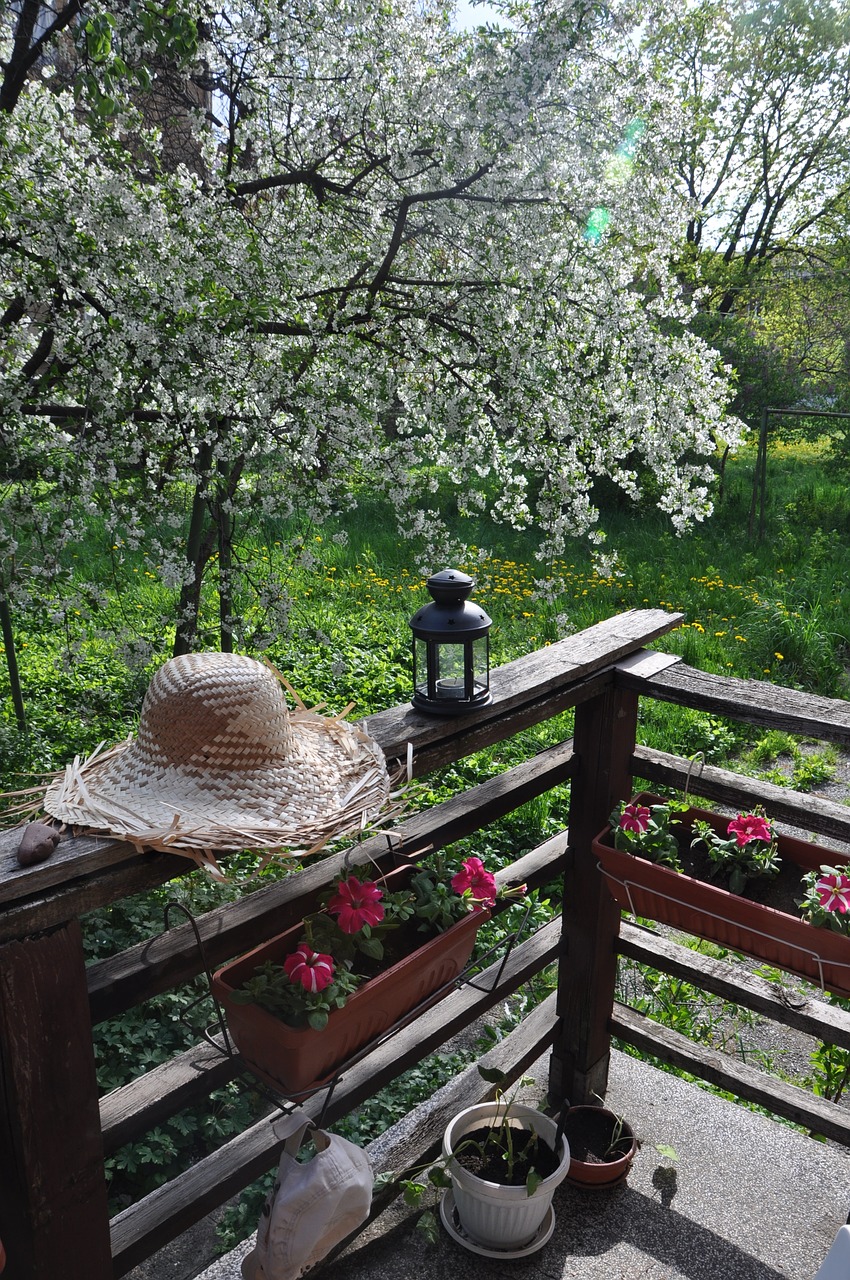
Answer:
198 1049 850 1280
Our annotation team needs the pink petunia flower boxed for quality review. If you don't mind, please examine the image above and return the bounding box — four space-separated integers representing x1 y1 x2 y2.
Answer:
451 856 497 907
326 876 385 933
727 813 773 846
619 804 651 835
283 945 335 993
816 872 850 915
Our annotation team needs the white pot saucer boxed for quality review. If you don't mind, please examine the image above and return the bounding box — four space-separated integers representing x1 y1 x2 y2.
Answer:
438 1191 556 1258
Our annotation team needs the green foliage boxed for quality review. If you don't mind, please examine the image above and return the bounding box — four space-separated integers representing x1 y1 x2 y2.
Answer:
742 594 847 695
736 731 837 791
810 1040 850 1105
691 811 781 896
616 948 763 1059
689 309 802 428
610 797 688 869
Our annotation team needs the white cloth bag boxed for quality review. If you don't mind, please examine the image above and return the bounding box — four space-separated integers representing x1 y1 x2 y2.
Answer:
241 1112 372 1280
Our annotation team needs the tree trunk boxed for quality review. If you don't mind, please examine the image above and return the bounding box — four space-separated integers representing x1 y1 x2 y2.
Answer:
214 448 245 654
217 479 234 654
173 439 215 657
0 582 26 731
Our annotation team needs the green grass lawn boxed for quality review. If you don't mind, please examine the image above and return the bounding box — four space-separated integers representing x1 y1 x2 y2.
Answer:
4 439 849 790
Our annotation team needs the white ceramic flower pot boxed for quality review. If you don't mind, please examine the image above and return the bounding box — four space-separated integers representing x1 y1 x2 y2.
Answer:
442 1101 570 1251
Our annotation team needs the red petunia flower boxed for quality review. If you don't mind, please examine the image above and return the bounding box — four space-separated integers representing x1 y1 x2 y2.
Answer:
451 856 497 907
326 876 385 934
727 813 773 846
283 945 335 993
816 872 850 915
619 803 651 835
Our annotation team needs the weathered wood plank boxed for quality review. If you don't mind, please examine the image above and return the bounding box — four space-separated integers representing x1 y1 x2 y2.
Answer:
611 1002 850 1146
0 852 192 945
550 683 636 1106
620 661 850 745
381 672 597 778
617 920 850 1050
97 841 569 1152
100 1034 241 1156
87 742 573 1023
0 922 112 1280
0 827 149 904
616 649 682 680
631 745 850 847
109 918 561 1273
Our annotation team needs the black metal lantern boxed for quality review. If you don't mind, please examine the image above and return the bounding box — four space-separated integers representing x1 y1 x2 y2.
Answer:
410 569 492 715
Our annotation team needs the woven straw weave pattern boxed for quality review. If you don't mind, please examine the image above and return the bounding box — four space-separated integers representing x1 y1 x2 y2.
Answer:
42 652 394 862
135 652 296 773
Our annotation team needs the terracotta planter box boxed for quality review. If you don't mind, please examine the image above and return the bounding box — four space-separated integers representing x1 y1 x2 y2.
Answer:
592 794 850 997
212 869 488 1096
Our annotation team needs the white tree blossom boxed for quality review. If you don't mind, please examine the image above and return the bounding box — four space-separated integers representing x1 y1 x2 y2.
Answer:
0 0 743 657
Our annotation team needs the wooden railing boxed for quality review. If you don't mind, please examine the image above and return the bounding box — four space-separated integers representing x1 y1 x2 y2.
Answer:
3 607 850 1279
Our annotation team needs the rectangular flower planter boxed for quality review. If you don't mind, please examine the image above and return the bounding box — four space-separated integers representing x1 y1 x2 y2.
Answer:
592 793 850 997
212 867 488 1096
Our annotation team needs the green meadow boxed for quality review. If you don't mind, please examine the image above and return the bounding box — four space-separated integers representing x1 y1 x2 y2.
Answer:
3 438 849 792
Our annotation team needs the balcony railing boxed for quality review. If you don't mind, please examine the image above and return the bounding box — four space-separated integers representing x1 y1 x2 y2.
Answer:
2 607 850 1279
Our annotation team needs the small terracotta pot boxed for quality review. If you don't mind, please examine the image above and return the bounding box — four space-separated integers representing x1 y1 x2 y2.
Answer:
560 1105 637 1189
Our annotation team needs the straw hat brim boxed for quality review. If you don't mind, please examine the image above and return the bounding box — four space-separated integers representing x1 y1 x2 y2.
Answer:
43 705 393 857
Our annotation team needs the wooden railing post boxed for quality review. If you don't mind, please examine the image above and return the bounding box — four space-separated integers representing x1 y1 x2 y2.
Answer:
549 680 638 1107
0 921 112 1280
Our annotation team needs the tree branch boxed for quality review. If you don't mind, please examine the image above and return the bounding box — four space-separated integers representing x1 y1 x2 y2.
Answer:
233 153 388 201
1 0 84 113
368 164 492 295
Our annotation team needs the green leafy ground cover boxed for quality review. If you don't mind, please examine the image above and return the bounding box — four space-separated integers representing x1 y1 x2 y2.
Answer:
3 441 850 1245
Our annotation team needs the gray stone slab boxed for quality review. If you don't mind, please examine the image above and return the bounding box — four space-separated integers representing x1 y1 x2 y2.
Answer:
196 1049 850 1280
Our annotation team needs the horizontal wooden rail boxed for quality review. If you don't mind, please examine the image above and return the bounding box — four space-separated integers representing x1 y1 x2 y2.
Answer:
611 1002 850 1145
617 921 850 1051
371 608 681 770
618 660 850 746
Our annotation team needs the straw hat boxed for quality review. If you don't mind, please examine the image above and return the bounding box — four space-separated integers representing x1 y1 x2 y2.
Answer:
42 652 394 866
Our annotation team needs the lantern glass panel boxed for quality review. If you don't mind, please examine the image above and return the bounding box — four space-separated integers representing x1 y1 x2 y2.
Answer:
472 636 490 693
435 643 467 700
414 636 429 697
